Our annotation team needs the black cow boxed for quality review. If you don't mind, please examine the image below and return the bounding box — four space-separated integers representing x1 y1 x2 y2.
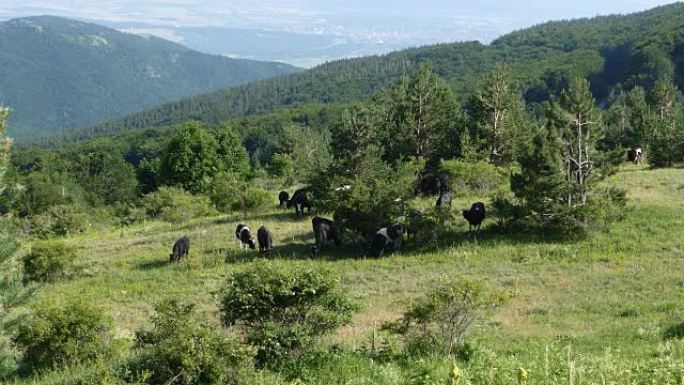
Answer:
169 236 190 262
436 190 453 210
627 148 644 165
235 223 256 250
462 202 486 234
311 216 340 257
257 226 273 257
414 175 450 197
288 188 312 216
278 191 290 209
370 223 404 258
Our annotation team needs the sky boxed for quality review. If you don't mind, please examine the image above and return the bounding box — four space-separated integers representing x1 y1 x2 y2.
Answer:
0 0 679 66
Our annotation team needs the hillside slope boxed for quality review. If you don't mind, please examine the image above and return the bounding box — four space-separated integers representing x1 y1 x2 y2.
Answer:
0 16 300 138
61 3 684 143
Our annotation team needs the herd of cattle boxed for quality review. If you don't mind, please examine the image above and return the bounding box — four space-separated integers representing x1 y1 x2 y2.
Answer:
169 176 487 262
168 148 646 262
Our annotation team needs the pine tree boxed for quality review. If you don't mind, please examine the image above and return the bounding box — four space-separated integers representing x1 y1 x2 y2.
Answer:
648 77 684 167
468 65 526 165
547 76 603 206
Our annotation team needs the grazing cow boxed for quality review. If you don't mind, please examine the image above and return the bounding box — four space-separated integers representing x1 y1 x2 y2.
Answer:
288 188 312 216
278 191 290 209
311 216 340 257
235 223 256 250
370 223 404 258
414 175 450 197
436 190 453 210
627 148 644 165
462 202 486 234
169 236 190 262
257 226 273 257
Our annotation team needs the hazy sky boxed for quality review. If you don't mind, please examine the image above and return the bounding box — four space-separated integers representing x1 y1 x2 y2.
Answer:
0 0 679 53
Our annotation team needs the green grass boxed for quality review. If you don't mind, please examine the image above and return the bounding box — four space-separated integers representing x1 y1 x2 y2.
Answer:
8 165 684 384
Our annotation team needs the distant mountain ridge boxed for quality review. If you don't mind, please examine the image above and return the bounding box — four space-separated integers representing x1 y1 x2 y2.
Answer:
0 16 300 138
24 3 684 144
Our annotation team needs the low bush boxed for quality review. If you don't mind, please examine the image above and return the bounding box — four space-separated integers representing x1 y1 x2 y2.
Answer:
385 275 510 356
143 186 216 222
219 264 357 369
22 240 77 283
26 204 90 238
130 299 254 385
211 176 272 213
13 301 112 373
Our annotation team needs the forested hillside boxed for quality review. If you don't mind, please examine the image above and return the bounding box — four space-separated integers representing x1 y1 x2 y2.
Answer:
52 3 684 143
0 16 300 138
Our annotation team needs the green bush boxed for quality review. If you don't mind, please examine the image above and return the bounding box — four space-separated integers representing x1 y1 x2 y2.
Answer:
131 300 254 385
219 264 357 368
143 186 216 222
440 159 508 197
26 204 90 238
211 177 272 213
13 302 112 373
267 153 295 180
22 240 77 283
385 275 510 356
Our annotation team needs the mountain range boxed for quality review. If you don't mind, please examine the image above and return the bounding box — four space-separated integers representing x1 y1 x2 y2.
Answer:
51 3 684 144
0 16 300 138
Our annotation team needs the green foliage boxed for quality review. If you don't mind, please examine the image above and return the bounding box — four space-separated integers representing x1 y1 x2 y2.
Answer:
22 240 77 283
439 159 509 197
13 172 87 217
214 124 250 177
13 301 112 373
467 65 528 164
266 153 295 180
159 122 220 194
219 264 357 368
142 186 216 222
130 300 254 385
648 77 684 167
27 204 90 238
210 174 272 213
70 150 138 206
385 275 510 356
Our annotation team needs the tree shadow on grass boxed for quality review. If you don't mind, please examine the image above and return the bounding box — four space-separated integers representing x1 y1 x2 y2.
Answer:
664 322 684 340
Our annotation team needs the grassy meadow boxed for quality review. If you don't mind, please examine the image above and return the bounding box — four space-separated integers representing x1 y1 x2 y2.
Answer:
8 165 684 384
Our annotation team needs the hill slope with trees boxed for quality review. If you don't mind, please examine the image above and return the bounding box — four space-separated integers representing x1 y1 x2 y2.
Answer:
0 16 300 138
52 3 684 143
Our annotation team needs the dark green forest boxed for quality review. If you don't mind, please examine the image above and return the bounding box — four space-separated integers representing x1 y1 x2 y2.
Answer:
0 16 300 138
33 3 684 145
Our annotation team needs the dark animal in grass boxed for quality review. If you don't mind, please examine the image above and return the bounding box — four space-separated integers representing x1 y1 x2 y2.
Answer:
369 223 404 258
235 223 256 250
169 236 190 262
462 202 486 234
414 175 450 196
627 148 644 165
436 190 453 210
288 188 312 216
311 216 340 257
257 226 273 257
278 191 290 209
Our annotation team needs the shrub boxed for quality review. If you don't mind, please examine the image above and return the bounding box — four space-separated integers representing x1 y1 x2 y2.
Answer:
22 240 77 283
385 275 510 356
130 300 254 385
219 264 357 368
26 204 90 238
439 159 508 197
143 186 216 222
13 302 112 373
211 177 272 213
267 153 295 180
